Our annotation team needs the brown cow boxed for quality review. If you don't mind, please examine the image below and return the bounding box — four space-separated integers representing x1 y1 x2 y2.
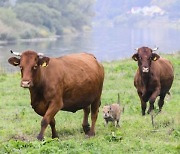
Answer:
132 47 174 115
8 50 104 140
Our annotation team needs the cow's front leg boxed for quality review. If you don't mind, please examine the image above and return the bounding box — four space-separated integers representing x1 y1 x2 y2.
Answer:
37 101 62 141
147 87 160 114
138 91 147 116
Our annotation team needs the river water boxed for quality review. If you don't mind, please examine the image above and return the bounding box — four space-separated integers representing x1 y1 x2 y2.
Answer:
0 26 180 72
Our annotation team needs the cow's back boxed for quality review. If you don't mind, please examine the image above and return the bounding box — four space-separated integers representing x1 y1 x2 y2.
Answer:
42 53 104 112
153 58 174 79
151 57 174 93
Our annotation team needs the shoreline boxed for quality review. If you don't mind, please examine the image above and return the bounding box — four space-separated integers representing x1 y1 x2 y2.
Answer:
0 35 61 45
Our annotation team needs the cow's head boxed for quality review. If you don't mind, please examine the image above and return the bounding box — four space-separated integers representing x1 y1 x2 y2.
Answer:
132 47 160 73
8 50 50 88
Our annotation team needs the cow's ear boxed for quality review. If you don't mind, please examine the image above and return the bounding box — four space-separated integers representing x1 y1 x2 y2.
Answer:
8 57 20 66
39 57 50 67
132 53 138 61
151 53 160 61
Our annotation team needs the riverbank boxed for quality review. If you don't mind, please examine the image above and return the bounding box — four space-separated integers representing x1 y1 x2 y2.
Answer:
0 35 60 45
0 54 179 153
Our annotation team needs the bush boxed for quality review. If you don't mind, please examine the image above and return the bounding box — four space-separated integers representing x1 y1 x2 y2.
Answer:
20 27 50 39
14 3 62 34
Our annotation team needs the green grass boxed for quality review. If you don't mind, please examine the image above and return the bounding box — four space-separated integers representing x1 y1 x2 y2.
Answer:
0 54 179 154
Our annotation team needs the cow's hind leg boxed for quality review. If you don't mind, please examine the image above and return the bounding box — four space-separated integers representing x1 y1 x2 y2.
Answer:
87 100 100 137
158 93 166 112
50 118 58 139
82 106 90 134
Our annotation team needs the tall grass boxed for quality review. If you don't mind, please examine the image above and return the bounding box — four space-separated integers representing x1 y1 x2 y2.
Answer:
0 54 179 153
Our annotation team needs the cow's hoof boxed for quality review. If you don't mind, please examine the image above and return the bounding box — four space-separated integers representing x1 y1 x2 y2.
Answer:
86 131 95 137
82 124 90 134
37 134 44 141
147 109 152 114
52 134 59 139
142 112 146 116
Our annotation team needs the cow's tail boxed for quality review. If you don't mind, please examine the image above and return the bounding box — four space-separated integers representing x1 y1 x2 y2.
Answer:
118 93 125 113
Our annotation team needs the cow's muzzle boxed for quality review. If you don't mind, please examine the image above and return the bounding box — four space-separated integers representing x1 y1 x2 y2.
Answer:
142 67 149 73
21 80 32 88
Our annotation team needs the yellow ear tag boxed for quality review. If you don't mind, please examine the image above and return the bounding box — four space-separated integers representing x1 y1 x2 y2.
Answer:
42 62 47 67
153 57 157 61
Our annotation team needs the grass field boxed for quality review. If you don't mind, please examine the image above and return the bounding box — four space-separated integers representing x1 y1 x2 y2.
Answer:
0 54 179 154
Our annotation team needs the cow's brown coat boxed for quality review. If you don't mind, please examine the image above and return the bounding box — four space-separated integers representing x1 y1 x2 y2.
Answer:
8 51 104 140
132 47 174 115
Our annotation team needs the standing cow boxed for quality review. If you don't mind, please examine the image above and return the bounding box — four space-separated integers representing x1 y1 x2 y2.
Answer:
132 47 174 115
8 50 104 140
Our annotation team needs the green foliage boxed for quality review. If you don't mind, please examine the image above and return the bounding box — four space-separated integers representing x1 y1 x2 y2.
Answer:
0 0 11 7
0 0 95 41
0 8 18 41
14 3 62 34
0 54 179 153
0 7 50 41
15 0 94 33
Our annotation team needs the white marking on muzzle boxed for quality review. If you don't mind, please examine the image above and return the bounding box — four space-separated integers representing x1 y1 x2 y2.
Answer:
21 81 31 88
142 67 149 73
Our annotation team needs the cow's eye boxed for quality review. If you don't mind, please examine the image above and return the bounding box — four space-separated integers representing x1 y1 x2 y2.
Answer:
20 66 23 70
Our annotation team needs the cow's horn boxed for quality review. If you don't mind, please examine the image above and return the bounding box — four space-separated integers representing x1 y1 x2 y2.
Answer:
10 50 21 56
38 53 44 56
134 48 138 51
152 47 159 51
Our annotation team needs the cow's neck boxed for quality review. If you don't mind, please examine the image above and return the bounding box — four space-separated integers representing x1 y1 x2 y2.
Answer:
30 68 44 91
140 70 151 87
29 68 45 108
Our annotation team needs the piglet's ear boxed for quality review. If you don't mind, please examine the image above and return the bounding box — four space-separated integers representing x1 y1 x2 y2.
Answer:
8 57 20 66
38 57 50 67
151 53 160 61
132 53 138 61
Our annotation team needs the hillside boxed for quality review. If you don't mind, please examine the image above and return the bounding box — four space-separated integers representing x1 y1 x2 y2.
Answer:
94 0 180 28
0 0 95 42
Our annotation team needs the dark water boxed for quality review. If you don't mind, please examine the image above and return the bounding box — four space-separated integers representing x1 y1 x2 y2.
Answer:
0 26 180 72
